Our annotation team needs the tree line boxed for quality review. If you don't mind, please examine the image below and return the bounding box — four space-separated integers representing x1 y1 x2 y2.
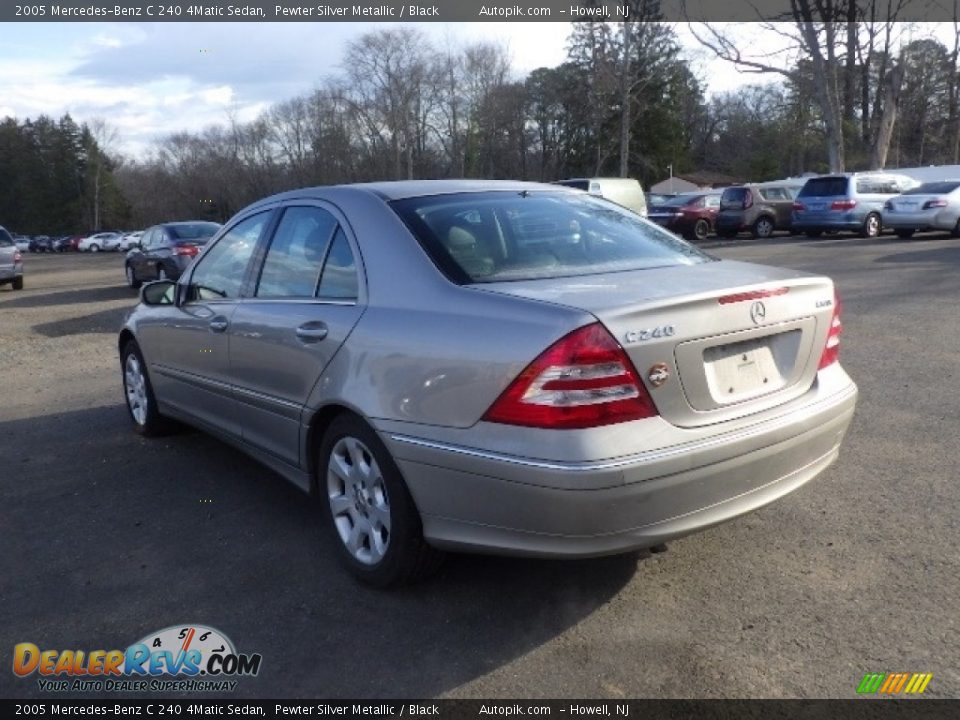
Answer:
0 115 128 235
5 5 960 231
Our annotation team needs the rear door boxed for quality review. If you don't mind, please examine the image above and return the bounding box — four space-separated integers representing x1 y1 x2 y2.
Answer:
227 203 366 465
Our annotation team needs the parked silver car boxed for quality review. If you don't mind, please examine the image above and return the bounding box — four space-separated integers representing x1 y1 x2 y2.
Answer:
119 180 858 586
0 225 25 290
883 180 960 238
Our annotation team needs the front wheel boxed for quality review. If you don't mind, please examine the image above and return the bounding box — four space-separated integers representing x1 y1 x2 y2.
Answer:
691 219 710 242
318 414 444 587
861 213 881 238
89 244 100 253
752 217 775 239
121 341 172 437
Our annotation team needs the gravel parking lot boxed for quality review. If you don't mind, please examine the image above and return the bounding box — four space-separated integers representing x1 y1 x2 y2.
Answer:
2 236 958 699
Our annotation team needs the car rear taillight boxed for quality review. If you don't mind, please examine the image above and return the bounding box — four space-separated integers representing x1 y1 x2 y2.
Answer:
792 201 807 212
174 245 199 257
482 323 658 429
818 291 843 370
13 251 22 262
830 199 857 210
923 199 948 209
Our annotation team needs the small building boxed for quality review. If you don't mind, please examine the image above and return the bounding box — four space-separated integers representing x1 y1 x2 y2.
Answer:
650 171 743 194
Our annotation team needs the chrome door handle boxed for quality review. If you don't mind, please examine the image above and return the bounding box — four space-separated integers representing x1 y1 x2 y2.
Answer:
296 323 328 343
209 318 228 333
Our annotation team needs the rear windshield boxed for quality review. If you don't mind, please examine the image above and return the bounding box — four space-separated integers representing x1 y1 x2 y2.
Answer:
0 227 12 246
904 181 960 195
799 177 849 197
660 194 702 207
554 180 589 191
720 187 750 208
391 191 710 284
169 222 221 241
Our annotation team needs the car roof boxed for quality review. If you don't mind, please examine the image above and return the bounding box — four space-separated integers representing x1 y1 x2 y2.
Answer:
248 180 577 208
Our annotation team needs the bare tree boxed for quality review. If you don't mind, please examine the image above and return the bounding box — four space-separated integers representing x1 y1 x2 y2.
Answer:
86 118 119 230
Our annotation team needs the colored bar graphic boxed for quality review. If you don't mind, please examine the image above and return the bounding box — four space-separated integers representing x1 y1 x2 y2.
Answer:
857 673 886 693
858 672 932 695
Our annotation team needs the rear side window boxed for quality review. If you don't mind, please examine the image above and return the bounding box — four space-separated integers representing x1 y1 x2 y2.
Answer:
316 229 359 300
855 177 900 194
391 191 709 284
256 207 337 298
759 187 789 201
799 177 849 197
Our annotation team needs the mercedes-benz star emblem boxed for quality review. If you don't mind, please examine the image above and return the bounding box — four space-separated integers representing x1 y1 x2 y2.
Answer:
750 301 766 325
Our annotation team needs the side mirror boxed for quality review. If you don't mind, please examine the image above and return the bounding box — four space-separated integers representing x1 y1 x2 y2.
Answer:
140 280 176 306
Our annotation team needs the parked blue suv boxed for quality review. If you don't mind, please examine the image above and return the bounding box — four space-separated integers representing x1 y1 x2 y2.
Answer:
792 173 918 238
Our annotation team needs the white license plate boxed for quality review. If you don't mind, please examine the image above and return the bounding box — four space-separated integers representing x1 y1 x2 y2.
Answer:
808 203 825 211
703 334 797 400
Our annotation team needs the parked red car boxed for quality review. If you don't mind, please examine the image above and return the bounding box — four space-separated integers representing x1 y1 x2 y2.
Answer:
646 192 722 241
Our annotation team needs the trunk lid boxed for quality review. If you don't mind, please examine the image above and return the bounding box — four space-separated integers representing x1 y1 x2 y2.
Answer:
473 260 836 428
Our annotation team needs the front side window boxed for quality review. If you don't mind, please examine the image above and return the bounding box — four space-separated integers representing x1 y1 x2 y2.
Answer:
391 191 710 284
256 207 338 298
188 213 268 300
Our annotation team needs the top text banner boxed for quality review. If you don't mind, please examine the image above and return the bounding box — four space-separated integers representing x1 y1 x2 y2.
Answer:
2 1 948 23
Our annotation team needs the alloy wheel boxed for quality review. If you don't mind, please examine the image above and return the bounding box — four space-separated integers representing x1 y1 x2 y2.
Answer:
326 436 391 565
124 354 148 426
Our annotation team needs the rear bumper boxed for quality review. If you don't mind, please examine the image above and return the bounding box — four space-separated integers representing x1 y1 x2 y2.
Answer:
0 263 23 280
386 374 858 557
886 211 958 231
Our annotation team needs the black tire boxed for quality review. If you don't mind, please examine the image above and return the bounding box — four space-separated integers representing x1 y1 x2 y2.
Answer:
860 213 881 238
952 220 960 239
691 219 710 242
89 244 100 253
317 413 444 587
752 216 775 239
12 276 23 290
121 340 173 437
804 230 823 238
895 229 915 239
125 263 142 289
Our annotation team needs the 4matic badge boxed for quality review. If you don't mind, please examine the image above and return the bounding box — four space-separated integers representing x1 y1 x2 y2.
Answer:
12 624 261 693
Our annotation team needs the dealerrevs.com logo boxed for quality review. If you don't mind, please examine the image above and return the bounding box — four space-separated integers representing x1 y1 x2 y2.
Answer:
13 624 262 692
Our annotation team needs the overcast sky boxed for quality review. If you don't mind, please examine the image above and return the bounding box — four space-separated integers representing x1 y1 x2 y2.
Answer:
5 21 932 158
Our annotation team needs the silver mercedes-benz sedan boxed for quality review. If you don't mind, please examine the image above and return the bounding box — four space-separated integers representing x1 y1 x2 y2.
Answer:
119 180 857 586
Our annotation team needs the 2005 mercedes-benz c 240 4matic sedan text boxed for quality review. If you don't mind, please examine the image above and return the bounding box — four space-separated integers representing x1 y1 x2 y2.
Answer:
119 180 858 586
